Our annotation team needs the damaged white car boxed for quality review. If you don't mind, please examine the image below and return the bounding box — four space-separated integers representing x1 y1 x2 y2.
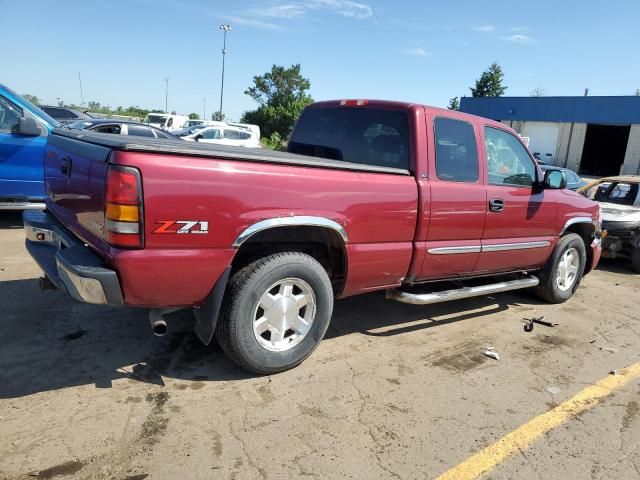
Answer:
580 176 640 272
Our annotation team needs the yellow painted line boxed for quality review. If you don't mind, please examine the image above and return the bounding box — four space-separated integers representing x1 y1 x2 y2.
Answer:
436 362 640 480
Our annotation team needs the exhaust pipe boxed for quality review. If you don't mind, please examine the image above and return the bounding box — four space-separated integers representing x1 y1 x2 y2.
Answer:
148 308 181 337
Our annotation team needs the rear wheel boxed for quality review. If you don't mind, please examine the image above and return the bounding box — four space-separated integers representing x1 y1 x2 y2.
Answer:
534 233 586 303
631 247 640 273
215 252 334 374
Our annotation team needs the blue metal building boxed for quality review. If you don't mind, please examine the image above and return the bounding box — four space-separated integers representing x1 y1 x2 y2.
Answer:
460 96 640 176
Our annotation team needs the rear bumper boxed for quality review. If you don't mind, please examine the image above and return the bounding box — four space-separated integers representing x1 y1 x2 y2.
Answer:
23 211 123 305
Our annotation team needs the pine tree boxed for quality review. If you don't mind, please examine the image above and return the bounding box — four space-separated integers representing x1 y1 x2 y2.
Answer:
447 97 460 110
470 63 507 97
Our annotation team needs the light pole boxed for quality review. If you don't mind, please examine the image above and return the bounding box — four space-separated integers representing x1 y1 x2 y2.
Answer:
203 98 206 120
218 24 231 119
164 78 169 113
78 72 84 106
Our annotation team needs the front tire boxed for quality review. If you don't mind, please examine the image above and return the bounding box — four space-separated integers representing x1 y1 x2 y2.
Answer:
534 233 586 303
215 252 334 374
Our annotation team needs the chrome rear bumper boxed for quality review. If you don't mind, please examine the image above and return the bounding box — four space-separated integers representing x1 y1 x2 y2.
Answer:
23 211 123 305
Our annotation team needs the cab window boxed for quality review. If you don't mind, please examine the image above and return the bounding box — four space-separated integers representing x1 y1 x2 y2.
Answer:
434 117 479 183
485 127 537 187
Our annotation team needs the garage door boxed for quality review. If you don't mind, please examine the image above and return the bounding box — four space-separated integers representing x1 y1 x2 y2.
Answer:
521 122 559 165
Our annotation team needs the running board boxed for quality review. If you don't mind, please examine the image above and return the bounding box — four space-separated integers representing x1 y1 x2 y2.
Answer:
386 275 539 305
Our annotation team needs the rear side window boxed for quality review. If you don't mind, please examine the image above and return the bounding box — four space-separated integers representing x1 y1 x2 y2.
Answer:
93 124 121 134
127 125 156 138
434 117 479 183
288 107 410 170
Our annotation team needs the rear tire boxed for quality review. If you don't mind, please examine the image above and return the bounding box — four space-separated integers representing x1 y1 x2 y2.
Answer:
534 233 586 304
215 252 334 374
631 247 640 273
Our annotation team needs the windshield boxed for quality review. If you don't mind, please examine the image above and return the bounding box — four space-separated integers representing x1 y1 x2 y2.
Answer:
146 114 167 125
288 107 410 170
2 84 60 127
585 181 640 206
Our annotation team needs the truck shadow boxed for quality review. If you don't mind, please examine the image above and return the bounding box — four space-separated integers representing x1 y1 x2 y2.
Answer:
0 277 543 399
0 212 24 230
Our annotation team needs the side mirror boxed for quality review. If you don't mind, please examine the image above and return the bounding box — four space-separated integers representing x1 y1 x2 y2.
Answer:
543 169 567 190
194 134 202 141
13 117 41 136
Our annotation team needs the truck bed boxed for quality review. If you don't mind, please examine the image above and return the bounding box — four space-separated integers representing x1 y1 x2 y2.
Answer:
51 128 411 176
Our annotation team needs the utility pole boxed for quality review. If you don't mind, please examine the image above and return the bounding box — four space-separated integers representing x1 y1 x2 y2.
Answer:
218 24 231 119
78 72 85 106
164 78 169 113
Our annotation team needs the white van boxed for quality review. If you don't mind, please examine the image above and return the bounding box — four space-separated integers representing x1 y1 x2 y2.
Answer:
143 113 190 132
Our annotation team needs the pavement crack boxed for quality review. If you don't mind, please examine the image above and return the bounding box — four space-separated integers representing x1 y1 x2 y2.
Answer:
344 355 403 480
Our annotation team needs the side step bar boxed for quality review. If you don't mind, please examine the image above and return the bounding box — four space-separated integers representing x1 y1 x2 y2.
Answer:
386 275 539 305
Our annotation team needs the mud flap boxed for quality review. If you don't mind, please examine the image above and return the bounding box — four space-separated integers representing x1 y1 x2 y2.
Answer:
194 266 232 345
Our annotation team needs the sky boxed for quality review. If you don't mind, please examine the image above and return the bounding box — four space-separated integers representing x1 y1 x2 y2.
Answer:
2 0 639 121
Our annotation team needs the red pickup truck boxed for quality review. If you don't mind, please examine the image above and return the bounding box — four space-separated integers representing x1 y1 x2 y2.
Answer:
24 100 602 373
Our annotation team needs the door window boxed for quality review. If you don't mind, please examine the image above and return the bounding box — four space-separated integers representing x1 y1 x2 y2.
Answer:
434 117 479 183
0 96 24 133
485 127 537 187
201 128 221 140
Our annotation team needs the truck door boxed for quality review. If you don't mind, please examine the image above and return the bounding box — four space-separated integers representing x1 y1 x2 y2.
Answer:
0 94 48 201
417 116 486 280
477 125 557 274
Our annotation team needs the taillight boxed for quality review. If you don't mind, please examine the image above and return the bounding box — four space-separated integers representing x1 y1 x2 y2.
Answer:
105 165 143 248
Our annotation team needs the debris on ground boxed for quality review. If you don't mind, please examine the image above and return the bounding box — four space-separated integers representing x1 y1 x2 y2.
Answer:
523 316 558 332
609 369 618 376
599 347 617 353
545 386 561 395
484 347 500 360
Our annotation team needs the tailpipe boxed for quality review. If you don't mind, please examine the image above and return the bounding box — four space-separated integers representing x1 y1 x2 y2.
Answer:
148 308 181 337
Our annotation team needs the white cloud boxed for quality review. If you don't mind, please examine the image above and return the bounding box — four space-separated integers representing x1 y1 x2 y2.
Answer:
250 4 307 18
305 0 373 19
219 15 284 30
473 24 495 33
402 47 429 57
501 34 537 44
509 26 531 32
236 0 373 28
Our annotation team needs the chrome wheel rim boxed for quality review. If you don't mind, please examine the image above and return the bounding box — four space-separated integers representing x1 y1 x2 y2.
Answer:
556 247 580 292
252 278 316 352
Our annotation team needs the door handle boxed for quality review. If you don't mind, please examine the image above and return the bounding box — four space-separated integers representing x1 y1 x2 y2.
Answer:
489 198 504 212
60 157 72 177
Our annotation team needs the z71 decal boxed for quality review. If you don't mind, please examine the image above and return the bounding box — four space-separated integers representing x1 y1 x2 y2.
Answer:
153 220 209 235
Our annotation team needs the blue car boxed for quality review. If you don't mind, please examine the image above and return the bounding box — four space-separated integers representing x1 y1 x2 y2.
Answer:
0 84 59 210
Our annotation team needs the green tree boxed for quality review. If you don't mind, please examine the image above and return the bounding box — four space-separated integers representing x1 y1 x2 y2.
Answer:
211 111 226 121
635 89 640 96
530 87 545 97
241 64 313 139
188 112 200 120
470 62 507 97
23 94 40 105
447 97 460 110
57 99 65 107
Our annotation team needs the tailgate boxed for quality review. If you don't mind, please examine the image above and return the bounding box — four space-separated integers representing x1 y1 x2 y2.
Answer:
45 131 112 249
